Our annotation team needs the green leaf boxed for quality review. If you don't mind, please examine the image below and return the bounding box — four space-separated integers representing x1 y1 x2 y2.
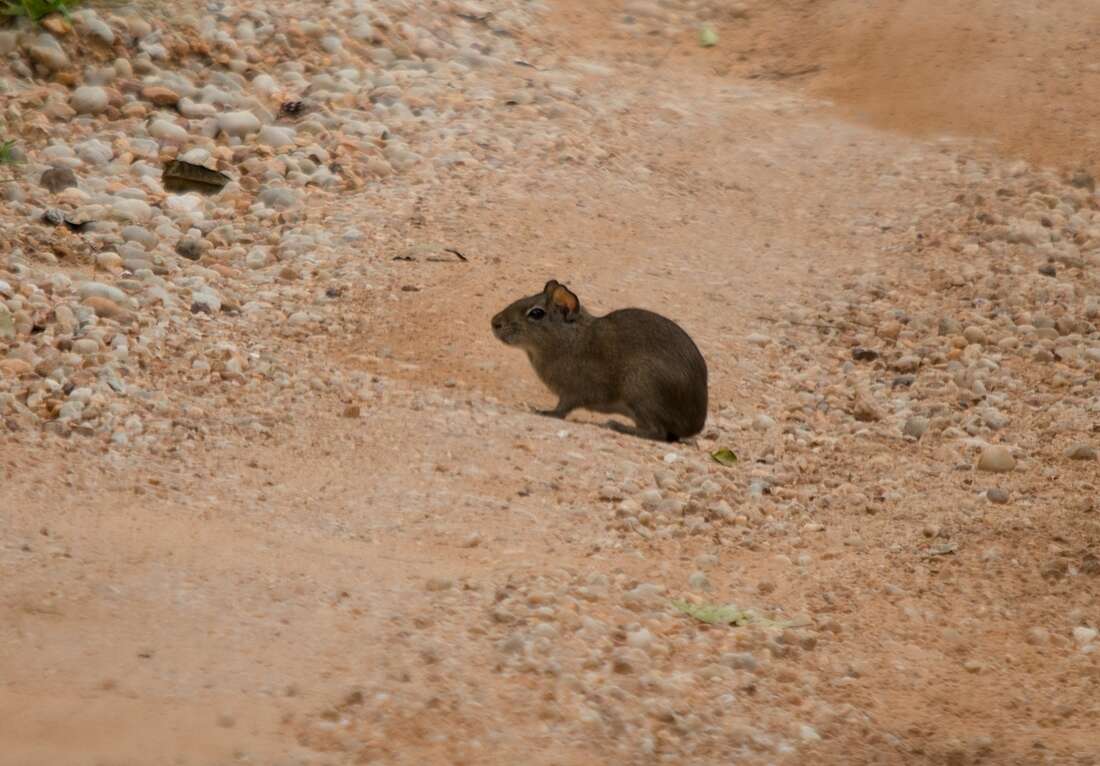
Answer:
672 599 793 629
699 24 718 48
711 448 738 466
672 599 752 626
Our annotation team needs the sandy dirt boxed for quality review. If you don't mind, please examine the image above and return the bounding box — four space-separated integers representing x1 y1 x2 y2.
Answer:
2 1 1099 764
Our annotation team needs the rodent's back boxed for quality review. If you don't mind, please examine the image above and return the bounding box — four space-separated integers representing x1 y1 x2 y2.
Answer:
591 308 708 437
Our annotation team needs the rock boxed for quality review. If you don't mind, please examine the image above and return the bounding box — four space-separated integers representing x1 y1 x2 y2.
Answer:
962 326 986 345
851 391 883 422
175 237 203 261
425 577 453 592
258 187 300 210
40 166 78 193
893 355 921 373
70 86 110 115
688 571 711 591
111 198 153 223
72 338 101 355
79 281 127 304
1026 627 1050 645
148 119 189 143
82 296 128 321
28 34 69 70
1073 627 1098 646
986 488 1010 504
77 138 113 166
257 125 296 148
216 110 262 138
1064 443 1097 461
0 359 33 377
977 445 1016 473
752 413 775 431
746 332 771 347
903 416 929 439
141 85 180 107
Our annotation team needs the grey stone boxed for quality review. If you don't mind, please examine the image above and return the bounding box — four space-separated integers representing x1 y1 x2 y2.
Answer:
71 86 110 115
39 166 78 193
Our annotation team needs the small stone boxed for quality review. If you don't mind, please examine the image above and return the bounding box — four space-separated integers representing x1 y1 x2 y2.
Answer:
1026 627 1050 645
343 404 361 418
72 338 101 355
0 359 33 377
70 86 109 115
903 416 929 439
175 237 203 261
977 445 1016 473
258 187 300 210
1073 627 1098 646
216 110 262 138
746 332 771 347
39 166 78 193
140 85 180 107
986 488 1009 504
1064 443 1097 461
752 413 775 431
851 392 883 422
1037 263 1057 278
257 125 296 148
79 282 127 304
962 326 986 345
111 198 153 223
425 577 453 592
799 725 821 742
28 35 69 70
721 652 757 671
82 296 128 321
893 355 920 373
688 571 711 591
148 119 189 143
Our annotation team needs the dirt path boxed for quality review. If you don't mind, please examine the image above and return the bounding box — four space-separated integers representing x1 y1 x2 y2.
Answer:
2 2 1099 765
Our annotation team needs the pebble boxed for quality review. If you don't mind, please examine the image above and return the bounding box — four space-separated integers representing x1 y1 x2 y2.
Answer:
257 125 296 148
258 187 301 210
40 166 78 193
217 110 262 138
902 416 929 439
1064 443 1097 461
149 119 189 143
72 338 101 355
752 413 776 431
70 86 109 115
111 198 153 223
986 488 1009 504
79 281 127 304
175 237 204 261
1073 627 1098 646
977 445 1016 473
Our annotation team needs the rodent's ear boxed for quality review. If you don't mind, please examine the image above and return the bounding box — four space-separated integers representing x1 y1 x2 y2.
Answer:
543 280 561 296
549 284 580 320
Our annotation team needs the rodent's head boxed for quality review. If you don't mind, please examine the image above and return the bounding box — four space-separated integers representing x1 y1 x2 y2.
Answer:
491 280 582 351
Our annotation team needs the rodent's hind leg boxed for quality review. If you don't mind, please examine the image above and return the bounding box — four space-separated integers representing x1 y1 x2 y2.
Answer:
532 398 579 419
606 417 669 442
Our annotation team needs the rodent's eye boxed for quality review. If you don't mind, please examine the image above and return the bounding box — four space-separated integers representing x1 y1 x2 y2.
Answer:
526 307 546 320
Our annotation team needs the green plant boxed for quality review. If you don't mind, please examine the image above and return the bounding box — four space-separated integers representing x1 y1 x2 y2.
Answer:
1 0 80 23
0 139 19 165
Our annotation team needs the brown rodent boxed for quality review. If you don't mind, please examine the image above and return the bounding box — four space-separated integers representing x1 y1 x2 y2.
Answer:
491 280 708 442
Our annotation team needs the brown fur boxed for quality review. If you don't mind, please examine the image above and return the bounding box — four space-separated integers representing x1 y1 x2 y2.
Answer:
491 280 708 441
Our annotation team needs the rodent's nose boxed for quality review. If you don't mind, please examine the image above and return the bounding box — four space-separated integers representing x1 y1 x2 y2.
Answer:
491 314 503 331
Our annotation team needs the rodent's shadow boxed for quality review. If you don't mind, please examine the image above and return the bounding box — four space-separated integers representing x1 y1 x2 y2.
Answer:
531 407 694 444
